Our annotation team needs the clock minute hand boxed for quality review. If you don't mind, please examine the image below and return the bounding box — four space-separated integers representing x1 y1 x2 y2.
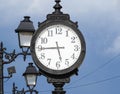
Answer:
56 42 62 61
42 47 64 50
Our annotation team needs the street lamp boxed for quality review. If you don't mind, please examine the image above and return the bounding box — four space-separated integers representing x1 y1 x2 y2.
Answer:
23 63 38 90
15 16 35 61
0 16 35 94
15 16 35 48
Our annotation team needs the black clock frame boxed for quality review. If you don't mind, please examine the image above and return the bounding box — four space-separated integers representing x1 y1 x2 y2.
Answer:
31 20 85 78
30 0 86 78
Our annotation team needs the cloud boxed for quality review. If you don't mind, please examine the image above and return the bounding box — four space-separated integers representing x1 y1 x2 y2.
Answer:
62 0 119 14
0 0 54 26
0 0 119 23
25 0 53 15
0 0 120 35
106 36 120 54
1 0 119 17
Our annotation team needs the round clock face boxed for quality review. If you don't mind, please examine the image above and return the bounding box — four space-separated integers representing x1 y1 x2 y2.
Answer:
34 24 82 71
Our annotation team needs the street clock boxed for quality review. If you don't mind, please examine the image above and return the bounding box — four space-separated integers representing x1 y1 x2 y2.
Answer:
30 0 86 78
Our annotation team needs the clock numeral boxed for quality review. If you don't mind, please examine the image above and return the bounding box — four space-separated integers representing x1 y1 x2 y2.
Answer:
56 61 60 69
48 30 53 37
39 53 45 60
47 58 51 66
65 59 69 66
71 53 76 59
66 30 69 37
71 36 76 43
36 45 42 51
41 37 48 44
56 26 62 35
74 45 80 51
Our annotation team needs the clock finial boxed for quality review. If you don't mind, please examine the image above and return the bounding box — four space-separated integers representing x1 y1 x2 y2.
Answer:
53 0 63 14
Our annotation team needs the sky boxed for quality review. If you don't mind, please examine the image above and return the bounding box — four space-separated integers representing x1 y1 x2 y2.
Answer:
0 0 120 94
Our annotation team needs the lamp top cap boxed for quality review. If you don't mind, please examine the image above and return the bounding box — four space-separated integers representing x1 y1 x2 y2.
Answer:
29 63 33 66
15 16 35 33
23 16 31 22
23 63 38 76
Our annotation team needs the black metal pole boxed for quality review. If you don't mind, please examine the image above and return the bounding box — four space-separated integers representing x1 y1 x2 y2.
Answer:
52 82 66 94
0 42 4 94
12 83 16 94
47 78 70 94
30 90 32 94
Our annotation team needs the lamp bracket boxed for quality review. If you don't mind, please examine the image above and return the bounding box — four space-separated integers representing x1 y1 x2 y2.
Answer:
0 75 12 79
12 83 38 94
0 42 31 65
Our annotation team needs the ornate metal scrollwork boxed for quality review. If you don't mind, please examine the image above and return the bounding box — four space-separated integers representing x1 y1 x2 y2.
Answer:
0 42 31 65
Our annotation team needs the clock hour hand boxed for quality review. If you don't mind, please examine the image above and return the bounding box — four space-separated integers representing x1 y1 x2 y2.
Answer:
56 42 62 61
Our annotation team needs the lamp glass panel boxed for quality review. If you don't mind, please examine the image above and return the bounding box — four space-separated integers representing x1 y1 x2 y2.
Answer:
19 32 33 47
26 74 36 86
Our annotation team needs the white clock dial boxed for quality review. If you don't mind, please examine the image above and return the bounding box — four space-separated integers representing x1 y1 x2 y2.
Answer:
35 24 81 70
